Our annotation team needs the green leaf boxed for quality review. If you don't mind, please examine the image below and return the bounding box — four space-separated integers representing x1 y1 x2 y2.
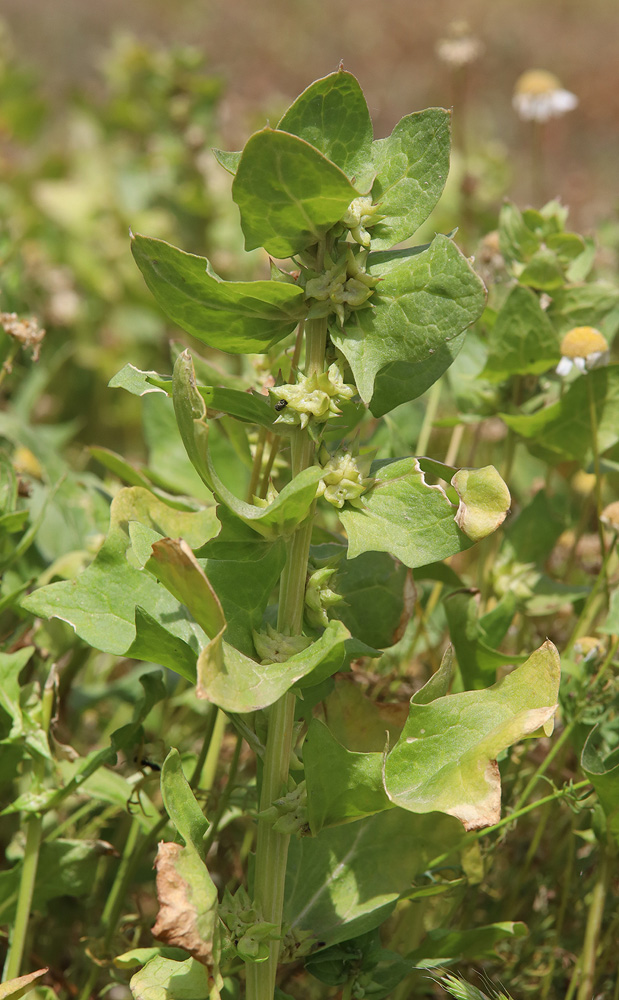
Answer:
22 488 219 679
581 722 619 841
0 968 49 1000
518 247 565 291
304 719 391 834
284 809 465 947
482 286 560 381
444 590 526 691
368 333 466 418
331 235 485 404
369 109 451 250
154 755 218 965
333 550 411 649
547 283 619 337
384 641 560 829
339 458 472 569
212 148 242 175
502 365 619 464
160 749 209 854
130 956 211 1000
232 128 359 257
173 350 322 538
109 363 170 397
451 466 511 542
199 507 286 656
406 921 527 967
498 202 540 265
132 234 306 353
197 619 350 712
277 70 374 189
323 679 408 753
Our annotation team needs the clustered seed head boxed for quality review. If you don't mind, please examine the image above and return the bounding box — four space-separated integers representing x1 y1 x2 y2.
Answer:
304 567 343 629
316 451 371 509
270 360 355 429
512 69 578 122
1 311 46 362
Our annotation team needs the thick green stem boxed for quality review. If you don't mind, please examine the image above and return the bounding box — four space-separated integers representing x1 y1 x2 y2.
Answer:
246 317 327 1000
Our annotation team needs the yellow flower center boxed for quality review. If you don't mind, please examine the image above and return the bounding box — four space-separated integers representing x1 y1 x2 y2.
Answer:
560 326 608 359
514 70 562 97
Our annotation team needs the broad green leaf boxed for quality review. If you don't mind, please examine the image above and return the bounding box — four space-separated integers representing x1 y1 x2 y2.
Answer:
333 550 410 650
0 968 49 1000
384 641 560 829
331 235 485 403
277 70 374 189
284 809 465 948
109 363 169 397
518 247 565 291
130 956 210 1000
498 202 540 265
368 333 466 417
505 488 564 565
581 722 619 841
197 619 349 712
406 921 527 967
22 489 219 680
173 350 322 538
142 392 214 500
304 719 391 833
600 587 619 636
114 947 188 969
199 507 286 656
482 286 560 381
547 283 619 337
160 749 209 854
369 109 451 249
324 679 408 753
444 590 526 690
132 234 306 353
451 466 511 542
339 458 472 569
232 128 359 257
502 364 619 464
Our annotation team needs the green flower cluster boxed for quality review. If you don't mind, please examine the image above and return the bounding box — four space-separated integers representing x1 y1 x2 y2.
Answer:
304 567 343 629
219 886 280 963
252 623 312 663
303 241 381 325
316 450 371 509
270 360 355 430
258 780 308 836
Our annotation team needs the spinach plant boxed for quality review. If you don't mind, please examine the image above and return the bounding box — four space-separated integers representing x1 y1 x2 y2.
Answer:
23 70 561 1000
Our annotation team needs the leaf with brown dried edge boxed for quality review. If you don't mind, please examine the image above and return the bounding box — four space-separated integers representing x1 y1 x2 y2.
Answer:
383 640 560 830
152 842 218 966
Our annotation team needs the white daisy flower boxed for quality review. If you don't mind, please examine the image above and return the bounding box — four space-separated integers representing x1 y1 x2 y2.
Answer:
556 326 609 376
513 70 578 123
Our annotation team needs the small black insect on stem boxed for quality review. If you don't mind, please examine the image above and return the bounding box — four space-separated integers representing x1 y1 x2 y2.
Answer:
274 399 288 412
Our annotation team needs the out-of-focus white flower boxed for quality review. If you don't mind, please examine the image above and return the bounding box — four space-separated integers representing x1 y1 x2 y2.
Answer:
556 326 609 376
436 21 483 68
513 70 578 123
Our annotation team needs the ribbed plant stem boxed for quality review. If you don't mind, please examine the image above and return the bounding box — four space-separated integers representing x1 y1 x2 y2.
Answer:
246 317 326 1000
